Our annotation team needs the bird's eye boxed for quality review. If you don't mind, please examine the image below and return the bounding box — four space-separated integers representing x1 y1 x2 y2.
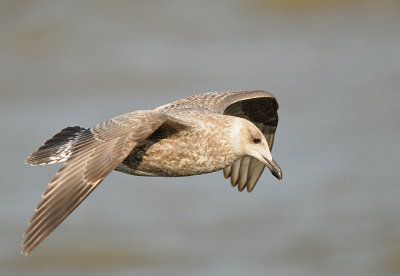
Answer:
253 138 261 144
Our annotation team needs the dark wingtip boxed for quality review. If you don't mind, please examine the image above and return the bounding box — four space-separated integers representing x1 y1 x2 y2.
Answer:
25 126 86 166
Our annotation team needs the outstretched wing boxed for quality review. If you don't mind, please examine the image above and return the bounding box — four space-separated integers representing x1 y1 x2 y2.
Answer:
22 110 170 254
157 90 279 192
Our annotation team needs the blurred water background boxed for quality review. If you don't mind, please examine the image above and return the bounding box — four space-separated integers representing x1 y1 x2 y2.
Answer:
1 0 399 275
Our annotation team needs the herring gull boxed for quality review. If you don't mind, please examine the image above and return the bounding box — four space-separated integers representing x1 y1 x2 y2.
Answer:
22 90 282 254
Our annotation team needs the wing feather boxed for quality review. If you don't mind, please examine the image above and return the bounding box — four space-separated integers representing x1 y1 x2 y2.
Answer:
237 156 251 192
22 110 170 254
223 165 232 179
230 159 241 187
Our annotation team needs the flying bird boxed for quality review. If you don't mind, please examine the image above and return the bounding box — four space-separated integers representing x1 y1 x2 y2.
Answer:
22 90 282 254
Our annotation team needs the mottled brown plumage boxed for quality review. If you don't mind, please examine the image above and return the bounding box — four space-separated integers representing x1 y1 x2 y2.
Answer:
22 90 281 254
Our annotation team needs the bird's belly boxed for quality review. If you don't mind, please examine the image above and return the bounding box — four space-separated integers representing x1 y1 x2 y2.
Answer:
115 137 236 177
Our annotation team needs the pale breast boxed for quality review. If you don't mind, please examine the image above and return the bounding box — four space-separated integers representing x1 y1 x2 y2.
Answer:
115 113 238 177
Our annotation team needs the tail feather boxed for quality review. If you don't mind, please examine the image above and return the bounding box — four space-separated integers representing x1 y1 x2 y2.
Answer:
26 126 86 165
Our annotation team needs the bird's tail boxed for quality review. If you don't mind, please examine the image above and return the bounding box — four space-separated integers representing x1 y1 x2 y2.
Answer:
26 126 86 165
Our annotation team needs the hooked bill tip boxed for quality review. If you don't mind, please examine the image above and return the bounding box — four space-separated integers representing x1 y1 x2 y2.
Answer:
264 158 282 181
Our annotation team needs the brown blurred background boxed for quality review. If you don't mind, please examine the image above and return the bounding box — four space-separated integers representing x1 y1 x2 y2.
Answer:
1 1 399 275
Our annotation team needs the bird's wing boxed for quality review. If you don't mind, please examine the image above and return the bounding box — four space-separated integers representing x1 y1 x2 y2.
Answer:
22 110 173 254
157 90 279 192
221 92 278 192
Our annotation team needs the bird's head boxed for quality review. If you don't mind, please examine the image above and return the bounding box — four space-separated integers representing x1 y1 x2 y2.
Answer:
231 118 282 180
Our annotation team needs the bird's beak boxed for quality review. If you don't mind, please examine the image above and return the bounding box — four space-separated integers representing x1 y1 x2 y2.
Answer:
262 157 282 180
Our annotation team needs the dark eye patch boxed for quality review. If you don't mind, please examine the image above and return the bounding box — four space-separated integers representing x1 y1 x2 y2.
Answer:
253 138 261 144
